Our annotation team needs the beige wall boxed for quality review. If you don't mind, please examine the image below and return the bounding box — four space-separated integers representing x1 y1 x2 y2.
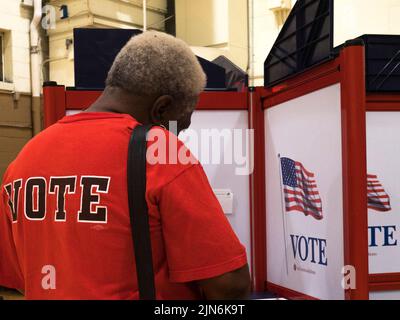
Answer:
228 0 249 72
0 0 35 181
0 93 33 180
47 0 167 87
0 0 33 93
175 0 293 86
176 0 229 47
251 0 292 85
176 0 248 74
334 0 400 47
47 0 291 87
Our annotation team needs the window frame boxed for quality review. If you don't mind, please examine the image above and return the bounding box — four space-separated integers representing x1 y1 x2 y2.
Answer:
0 31 4 82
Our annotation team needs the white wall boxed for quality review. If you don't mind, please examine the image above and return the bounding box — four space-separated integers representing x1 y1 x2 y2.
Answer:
0 0 32 93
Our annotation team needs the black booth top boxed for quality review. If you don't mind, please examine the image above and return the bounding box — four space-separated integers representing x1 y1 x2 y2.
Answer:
360 35 400 93
264 0 334 89
72 28 245 92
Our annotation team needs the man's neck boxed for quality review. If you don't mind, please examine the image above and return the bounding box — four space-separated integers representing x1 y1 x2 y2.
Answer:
85 87 152 124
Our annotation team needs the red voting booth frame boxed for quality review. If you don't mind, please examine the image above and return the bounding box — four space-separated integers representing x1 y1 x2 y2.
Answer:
367 94 400 294
256 43 370 300
42 86 268 294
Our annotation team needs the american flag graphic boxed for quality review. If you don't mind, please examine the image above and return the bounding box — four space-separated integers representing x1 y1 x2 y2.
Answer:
367 174 391 212
280 157 323 220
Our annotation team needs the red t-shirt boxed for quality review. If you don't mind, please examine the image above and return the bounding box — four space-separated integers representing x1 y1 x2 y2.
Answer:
0 112 247 300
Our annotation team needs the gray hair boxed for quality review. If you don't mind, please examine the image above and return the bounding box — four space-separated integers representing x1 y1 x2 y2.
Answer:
106 31 207 112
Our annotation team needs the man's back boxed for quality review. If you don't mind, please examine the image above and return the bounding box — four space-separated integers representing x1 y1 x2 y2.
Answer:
0 112 247 299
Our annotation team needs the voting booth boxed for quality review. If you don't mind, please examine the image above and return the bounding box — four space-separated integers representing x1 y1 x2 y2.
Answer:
259 0 369 300
42 85 265 290
42 28 268 293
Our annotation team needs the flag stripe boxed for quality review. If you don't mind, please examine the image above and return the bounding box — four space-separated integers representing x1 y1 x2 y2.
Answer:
284 186 321 200
286 206 324 220
285 197 323 208
368 195 390 200
367 173 391 212
295 163 315 178
285 189 321 197
367 189 386 193
368 205 391 212
285 193 322 204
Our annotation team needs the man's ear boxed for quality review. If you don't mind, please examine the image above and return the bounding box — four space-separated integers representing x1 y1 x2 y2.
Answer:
149 95 174 125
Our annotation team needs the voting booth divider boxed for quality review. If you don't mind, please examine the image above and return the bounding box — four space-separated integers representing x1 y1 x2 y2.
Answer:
253 0 400 300
252 0 372 300
258 30 400 299
257 0 360 299
258 42 369 300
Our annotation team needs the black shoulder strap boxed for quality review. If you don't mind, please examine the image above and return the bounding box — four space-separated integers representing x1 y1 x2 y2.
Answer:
127 124 156 300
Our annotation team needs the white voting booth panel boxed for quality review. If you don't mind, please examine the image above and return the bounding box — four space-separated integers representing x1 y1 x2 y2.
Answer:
367 111 400 299
179 110 252 266
265 84 345 300
370 290 400 300
367 112 400 274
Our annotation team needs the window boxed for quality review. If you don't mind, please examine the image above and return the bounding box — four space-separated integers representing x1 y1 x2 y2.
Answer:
0 32 4 82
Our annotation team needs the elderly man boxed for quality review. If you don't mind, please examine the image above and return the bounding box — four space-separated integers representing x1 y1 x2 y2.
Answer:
0 31 250 300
